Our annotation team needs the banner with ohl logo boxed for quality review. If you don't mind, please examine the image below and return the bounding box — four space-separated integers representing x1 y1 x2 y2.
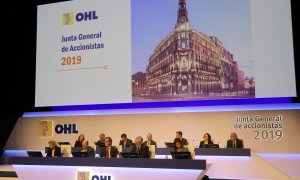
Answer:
77 171 112 180
62 11 98 26
39 120 79 136
55 123 79 134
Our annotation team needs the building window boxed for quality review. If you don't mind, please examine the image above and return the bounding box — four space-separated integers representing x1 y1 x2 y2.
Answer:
181 32 185 38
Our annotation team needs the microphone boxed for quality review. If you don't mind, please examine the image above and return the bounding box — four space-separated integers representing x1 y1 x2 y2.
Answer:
192 139 196 149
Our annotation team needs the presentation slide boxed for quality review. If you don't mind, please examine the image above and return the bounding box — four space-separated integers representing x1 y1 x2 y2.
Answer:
35 0 296 107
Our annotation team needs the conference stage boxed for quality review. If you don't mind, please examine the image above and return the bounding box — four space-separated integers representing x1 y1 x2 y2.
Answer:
2 103 300 179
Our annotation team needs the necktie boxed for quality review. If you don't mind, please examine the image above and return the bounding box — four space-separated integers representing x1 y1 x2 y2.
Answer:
233 141 236 148
106 147 109 158
147 141 150 146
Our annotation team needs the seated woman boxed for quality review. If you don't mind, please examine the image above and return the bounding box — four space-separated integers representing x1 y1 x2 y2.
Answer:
174 138 189 152
74 133 85 147
199 133 214 148
46 140 61 157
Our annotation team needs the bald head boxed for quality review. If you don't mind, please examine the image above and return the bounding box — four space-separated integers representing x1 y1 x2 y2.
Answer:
99 133 105 141
230 133 237 141
82 139 89 149
147 133 153 141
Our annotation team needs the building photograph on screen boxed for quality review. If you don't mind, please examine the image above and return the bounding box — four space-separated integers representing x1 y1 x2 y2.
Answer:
132 0 255 102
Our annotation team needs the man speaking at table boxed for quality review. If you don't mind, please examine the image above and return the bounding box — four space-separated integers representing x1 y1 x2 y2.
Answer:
226 132 244 148
130 136 150 158
100 137 119 158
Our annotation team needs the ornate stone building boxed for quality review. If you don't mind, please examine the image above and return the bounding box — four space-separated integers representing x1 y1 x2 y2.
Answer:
145 0 243 96
132 72 146 95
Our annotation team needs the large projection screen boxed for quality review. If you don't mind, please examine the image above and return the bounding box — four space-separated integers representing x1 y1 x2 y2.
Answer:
35 0 296 107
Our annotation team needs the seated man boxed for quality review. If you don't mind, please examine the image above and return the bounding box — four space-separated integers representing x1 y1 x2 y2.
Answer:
175 131 188 145
100 137 119 158
227 132 244 148
130 136 150 158
46 140 61 157
119 133 132 148
95 133 105 147
81 140 95 157
142 133 157 147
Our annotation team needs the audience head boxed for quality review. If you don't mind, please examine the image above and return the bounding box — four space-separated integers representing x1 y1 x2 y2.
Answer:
99 133 105 141
105 137 112 147
82 139 89 149
203 133 211 142
48 140 57 149
135 136 143 146
147 133 153 141
121 133 128 141
174 138 184 151
230 132 238 141
176 131 183 138
78 133 85 142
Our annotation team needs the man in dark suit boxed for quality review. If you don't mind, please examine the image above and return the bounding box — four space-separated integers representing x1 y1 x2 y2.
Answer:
119 133 132 148
46 140 61 157
100 137 119 158
81 140 95 157
227 132 244 148
142 133 157 147
95 133 105 147
175 131 188 145
130 136 150 158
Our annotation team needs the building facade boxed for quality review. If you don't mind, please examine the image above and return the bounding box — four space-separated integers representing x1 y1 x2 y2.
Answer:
132 72 146 95
145 0 246 96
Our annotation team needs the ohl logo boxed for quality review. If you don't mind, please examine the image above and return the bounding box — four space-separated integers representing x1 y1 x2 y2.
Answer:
62 11 98 25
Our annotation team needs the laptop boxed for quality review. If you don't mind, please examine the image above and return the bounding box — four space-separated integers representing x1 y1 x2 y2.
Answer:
58 142 70 145
165 142 175 148
45 147 50 153
170 151 192 159
120 152 138 158
72 151 88 157
204 144 219 148
122 147 131 153
71 147 82 152
27 151 43 157
94 142 105 147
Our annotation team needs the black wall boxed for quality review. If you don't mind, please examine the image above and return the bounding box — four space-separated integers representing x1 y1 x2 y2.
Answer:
0 0 65 157
1 0 299 157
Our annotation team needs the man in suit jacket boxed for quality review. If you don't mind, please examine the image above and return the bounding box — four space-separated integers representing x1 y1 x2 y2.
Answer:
81 140 95 157
100 137 119 158
175 131 188 145
142 133 157 147
227 133 244 148
119 133 132 148
46 140 61 157
130 136 150 158
95 133 105 147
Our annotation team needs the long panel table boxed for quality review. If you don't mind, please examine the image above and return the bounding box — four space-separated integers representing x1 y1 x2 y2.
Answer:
9 157 206 170
9 157 206 180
